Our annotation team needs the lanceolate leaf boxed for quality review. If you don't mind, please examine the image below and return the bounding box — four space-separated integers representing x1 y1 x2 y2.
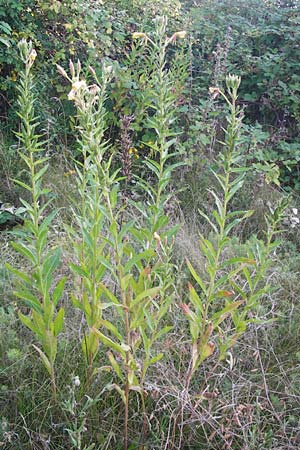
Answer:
211 301 244 326
52 277 67 306
53 308 65 336
32 344 52 375
108 351 124 382
186 259 207 294
130 287 160 308
92 328 129 358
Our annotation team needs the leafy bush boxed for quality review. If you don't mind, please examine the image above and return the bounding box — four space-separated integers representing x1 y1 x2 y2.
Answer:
185 0 300 190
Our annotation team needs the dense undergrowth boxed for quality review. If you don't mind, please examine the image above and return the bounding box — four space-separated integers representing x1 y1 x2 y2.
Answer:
1 1 300 450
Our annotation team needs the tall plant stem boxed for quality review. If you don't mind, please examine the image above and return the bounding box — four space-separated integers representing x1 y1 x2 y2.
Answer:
105 190 131 450
50 365 57 403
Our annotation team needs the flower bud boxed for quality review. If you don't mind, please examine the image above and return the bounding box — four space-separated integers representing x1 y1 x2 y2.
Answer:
175 31 186 39
69 60 75 77
180 303 191 315
18 39 30 63
226 74 241 91
57 64 69 79
103 64 113 75
89 65 97 77
153 232 161 242
28 49 37 68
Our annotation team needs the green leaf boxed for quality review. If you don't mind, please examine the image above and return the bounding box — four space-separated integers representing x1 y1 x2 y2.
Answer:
120 273 132 291
224 218 244 236
12 179 32 192
0 36 10 47
226 179 244 201
211 301 243 326
52 277 67 306
188 282 204 315
110 383 126 404
124 249 155 272
92 328 129 358
42 249 61 280
154 325 173 341
228 280 247 299
32 344 52 375
186 259 207 294
200 238 216 264
108 351 124 382
157 295 173 322
130 287 160 308
70 293 85 312
208 190 223 217
99 283 121 306
33 164 49 183
101 319 123 341
243 266 253 291
82 331 99 359
140 327 150 354
97 255 113 272
144 352 163 371
11 242 37 265
119 220 136 240
143 159 160 178
18 312 36 334
70 263 89 278
53 308 64 336
33 156 50 166
40 209 57 228
14 290 42 314
211 169 226 191
221 257 256 268
5 263 31 284
197 342 215 366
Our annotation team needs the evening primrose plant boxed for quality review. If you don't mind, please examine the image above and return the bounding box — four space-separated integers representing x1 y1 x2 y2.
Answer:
183 75 287 388
57 60 115 386
57 17 187 450
6 40 66 402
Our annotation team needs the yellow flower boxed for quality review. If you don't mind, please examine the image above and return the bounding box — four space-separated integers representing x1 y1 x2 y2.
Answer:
28 49 37 68
128 147 139 159
11 71 17 82
209 86 221 99
132 32 147 39
154 232 161 242
175 31 186 39
68 80 87 101
170 31 187 42
103 64 113 75
64 170 76 177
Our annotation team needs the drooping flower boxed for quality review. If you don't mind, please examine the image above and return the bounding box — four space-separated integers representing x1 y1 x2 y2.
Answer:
174 30 186 39
132 32 147 39
170 30 187 42
28 49 37 68
209 86 221 99
68 80 87 101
